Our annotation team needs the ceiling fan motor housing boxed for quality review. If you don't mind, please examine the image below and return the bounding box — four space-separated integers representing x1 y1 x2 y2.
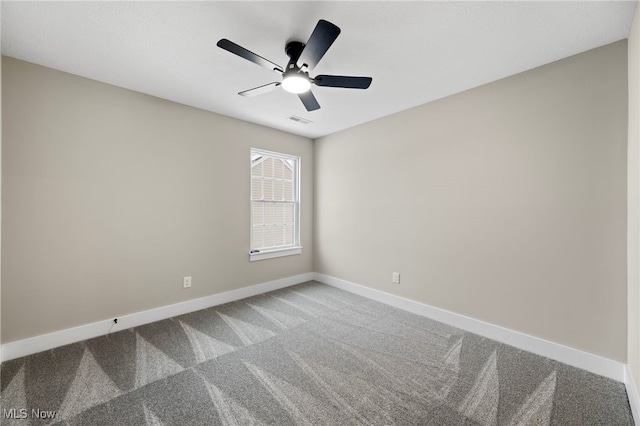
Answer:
285 41 306 64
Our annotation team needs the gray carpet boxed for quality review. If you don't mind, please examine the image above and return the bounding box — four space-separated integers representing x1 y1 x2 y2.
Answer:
0 281 634 425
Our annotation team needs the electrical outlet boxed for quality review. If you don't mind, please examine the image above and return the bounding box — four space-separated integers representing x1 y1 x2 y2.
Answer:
392 272 400 284
183 276 192 288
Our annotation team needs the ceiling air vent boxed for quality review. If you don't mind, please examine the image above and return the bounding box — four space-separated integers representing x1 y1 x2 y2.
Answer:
288 115 313 125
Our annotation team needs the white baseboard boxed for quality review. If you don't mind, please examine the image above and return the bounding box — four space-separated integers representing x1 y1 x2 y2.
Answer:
2 270 630 386
314 273 626 383
625 365 640 425
0 272 314 362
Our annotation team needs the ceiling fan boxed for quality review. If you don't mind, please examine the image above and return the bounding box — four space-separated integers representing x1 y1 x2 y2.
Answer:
217 19 372 112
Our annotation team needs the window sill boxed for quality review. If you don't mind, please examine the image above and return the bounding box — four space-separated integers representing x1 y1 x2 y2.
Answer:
249 246 302 262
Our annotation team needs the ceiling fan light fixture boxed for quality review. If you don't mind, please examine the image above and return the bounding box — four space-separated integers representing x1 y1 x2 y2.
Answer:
282 73 311 94
218 19 371 111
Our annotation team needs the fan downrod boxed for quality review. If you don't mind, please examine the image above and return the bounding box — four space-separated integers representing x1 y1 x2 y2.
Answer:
285 41 305 62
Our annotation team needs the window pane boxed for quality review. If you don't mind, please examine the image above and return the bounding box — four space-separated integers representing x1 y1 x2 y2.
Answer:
263 179 273 201
251 178 262 201
285 225 294 245
252 202 264 225
263 226 274 248
283 203 294 223
252 226 263 249
252 161 263 177
264 202 275 225
275 204 284 224
274 180 284 201
263 158 274 178
274 226 284 246
284 180 293 201
274 159 283 179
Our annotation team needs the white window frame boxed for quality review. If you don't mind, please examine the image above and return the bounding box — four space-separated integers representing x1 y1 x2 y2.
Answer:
249 148 302 261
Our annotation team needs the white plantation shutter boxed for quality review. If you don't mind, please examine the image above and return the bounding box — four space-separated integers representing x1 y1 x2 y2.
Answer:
250 149 299 254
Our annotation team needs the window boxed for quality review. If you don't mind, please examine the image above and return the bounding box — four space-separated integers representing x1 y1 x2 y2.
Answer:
250 148 301 261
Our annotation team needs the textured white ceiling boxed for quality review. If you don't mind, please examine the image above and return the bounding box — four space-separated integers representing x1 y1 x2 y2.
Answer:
1 1 637 139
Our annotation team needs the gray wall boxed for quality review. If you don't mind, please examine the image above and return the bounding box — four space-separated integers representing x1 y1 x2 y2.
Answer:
1 39 630 364
1 57 313 343
0 19 3 356
315 41 628 361
629 4 640 392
